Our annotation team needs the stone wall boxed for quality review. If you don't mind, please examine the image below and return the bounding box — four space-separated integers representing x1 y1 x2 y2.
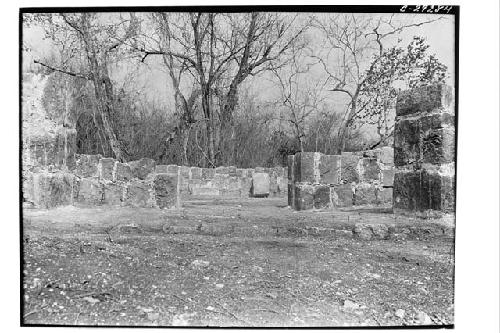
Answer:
288 147 395 211
23 151 287 209
393 84 455 217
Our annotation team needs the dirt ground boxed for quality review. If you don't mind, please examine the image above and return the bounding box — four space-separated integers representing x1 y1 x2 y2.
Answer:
22 197 455 327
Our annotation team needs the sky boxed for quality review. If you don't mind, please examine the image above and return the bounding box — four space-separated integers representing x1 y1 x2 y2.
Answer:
22 12 455 136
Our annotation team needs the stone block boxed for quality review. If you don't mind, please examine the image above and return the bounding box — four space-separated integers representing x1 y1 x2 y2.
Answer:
293 152 318 183
354 183 378 205
179 166 190 178
360 158 380 182
378 147 394 165
382 169 395 187
202 168 215 179
75 154 100 177
167 165 179 174
377 187 393 205
99 158 115 181
115 162 132 181
128 158 156 180
215 166 231 174
287 155 295 181
319 154 341 184
293 184 314 210
235 168 247 177
332 184 353 207
126 181 151 207
396 84 454 117
155 165 169 174
240 177 252 197
28 172 75 208
269 174 279 197
223 177 241 197
313 185 332 209
422 125 455 165
340 153 360 184
394 118 421 167
190 167 202 180
277 176 287 195
213 173 229 190
153 173 179 209
227 166 237 177
77 177 103 205
103 183 124 205
251 172 270 197
288 183 295 207
393 170 455 213
246 169 255 177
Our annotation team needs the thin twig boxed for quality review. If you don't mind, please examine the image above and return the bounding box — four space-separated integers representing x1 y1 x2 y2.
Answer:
23 304 48 318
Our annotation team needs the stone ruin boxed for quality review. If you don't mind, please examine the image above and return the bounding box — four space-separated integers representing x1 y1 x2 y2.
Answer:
287 147 395 210
22 73 287 209
21 72 455 219
288 83 455 218
393 84 455 218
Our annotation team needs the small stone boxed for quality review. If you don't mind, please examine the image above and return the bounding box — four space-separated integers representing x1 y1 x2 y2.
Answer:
395 309 405 318
342 299 360 310
147 312 160 321
215 284 224 289
191 260 210 268
416 311 433 325
206 306 215 311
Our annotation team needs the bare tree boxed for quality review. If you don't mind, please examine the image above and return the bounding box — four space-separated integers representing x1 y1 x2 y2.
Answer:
313 13 445 153
140 12 310 166
31 13 139 162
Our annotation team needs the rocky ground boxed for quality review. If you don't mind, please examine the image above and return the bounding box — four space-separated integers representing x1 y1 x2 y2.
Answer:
22 197 455 327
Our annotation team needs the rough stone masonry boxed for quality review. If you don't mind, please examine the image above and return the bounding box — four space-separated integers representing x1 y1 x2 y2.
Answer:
287 148 395 211
393 84 456 218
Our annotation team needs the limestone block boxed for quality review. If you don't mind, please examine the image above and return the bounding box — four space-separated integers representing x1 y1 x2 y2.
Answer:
396 84 454 117
128 158 156 180
28 172 76 208
99 157 115 181
293 183 314 210
77 177 103 205
190 167 202 180
235 168 247 178
115 162 132 181
240 177 252 197
167 165 179 174
190 180 221 196
340 153 360 184
360 158 380 182
223 176 241 197
421 114 455 165
153 173 179 209
75 154 100 178
393 170 455 213
382 169 395 187
378 147 394 165
293 152 318 183
354 183 378 205
277 176 288 194
394 118 421 167
103 183 125 205
319 154 341 184
215 166 231 174
246 169 255 177
377 187 393 205
126 181 151 207
313 185 332 209
287 155 295 181
154 165 169 174
269 174 279 197
288 183 295 207
202 168 215 179
251 172 270 197
332 184 354 207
